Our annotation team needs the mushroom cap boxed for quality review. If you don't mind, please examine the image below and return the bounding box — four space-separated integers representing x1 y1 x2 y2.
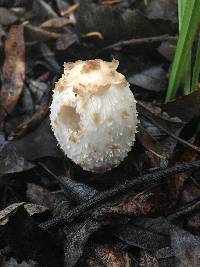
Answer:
50 59 138 173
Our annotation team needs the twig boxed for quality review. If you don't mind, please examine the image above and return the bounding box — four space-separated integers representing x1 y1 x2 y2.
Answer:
39 160 200 230
101 35 177 51
167 198 200 221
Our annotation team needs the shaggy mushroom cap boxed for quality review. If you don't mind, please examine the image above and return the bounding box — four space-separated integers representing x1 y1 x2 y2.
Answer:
50 59 138 173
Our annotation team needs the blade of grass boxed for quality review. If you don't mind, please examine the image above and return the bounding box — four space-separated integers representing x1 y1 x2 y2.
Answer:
182 50 191 95
165 0 200 102
192 39 200 91
178 0 191 95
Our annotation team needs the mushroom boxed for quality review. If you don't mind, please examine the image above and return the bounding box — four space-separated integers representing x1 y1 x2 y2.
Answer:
50 59 138 173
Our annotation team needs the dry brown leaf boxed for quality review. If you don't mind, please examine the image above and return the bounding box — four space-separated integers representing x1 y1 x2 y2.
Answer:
0 25 25 114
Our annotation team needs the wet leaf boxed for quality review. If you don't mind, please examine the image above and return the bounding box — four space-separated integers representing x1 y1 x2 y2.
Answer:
40 17 75 29
24 203 48 216
0 202 24 226
171 228 200 266
0 25 25 114
24 24 60 43
95 188 171 219
163 89 200 122
0 8 18 25
84 243 130 267
0 142 34 175
32 0 58 22
139 250 159 267
26 184 55 210
64 218 101 267
55 175 97 202
111 223 170 252
12 118 61 160
157 40 176 61
129 65 167 92
144 0 178 23
56 32 78 50
9 91 50 140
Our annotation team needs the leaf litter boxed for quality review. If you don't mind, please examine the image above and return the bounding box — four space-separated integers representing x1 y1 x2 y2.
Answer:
0 1 200 266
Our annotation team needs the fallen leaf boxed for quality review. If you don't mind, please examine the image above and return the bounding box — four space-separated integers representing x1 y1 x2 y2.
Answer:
0 25 25 114
40 17 75 29
9 91 50 140
56 32 78 50
84 243 130 267
163 89 200 123
0 141 34 175
171 228 200 266
129 65 167 92
111 223 170 252
12 118 61 160
26 183 55 210
0 7 18 25
0 202 24 226
64 218 101 267
144 0 178 23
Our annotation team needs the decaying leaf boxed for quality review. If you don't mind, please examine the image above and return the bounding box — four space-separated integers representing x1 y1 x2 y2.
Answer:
0 7 18 25
0 142 34 174
64 218 101 267
0 25 25 114
9 91 50 140
0 202 24 226
84 243 130 267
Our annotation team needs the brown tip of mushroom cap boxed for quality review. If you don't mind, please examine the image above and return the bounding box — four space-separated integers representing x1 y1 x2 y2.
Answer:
56 59 127 96
73 83 111 97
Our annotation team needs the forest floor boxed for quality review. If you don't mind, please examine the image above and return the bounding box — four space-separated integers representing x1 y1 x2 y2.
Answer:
0 0 200 266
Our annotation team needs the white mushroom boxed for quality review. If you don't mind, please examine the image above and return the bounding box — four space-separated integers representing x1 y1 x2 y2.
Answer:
50 59 138 173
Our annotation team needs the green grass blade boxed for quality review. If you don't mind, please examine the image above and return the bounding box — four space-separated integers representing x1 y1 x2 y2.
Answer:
165 0 200 102
178 0 191 95
178 0 187 30
192 39 200 90
182 50 191 95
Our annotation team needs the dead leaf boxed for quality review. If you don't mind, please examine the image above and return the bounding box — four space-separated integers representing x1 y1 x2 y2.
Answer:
129 65 167 92
12 118 61 160
9 91 50 140
144 0 178 23
0 141 34 174
0 7 18 25
0 202 24 226
40 17 75 29
64 218 101 267
0 25 25 114
171 228 200 266
56 32 78 50
85 243 130 267
163 90 200 123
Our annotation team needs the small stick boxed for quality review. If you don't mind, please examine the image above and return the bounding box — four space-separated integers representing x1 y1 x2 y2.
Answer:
101 35 177 51
39 160 200 230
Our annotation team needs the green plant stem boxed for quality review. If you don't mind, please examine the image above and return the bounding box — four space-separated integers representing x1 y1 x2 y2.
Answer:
165 0 200 102
192 39 200 90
